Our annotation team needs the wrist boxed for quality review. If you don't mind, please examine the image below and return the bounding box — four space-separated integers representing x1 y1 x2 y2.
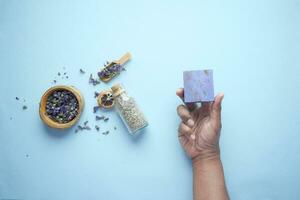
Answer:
192 151 221 167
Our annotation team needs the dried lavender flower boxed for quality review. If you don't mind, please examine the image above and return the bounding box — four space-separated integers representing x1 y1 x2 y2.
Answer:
96 115 105 121
102 130 109 135
95 125 100 131
104 117 109 122
58 72 61 76
89 74 93 83
16 97 19 100
76 122 92 132
94 92 99 98
89 74 101 86
75 121 94 133
23 105 27 110
93 106 99 113
78 125 84 130
80 69 85 74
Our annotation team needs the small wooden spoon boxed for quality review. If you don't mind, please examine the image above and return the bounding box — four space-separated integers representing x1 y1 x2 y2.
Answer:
99 52 132 82
39 85 84 129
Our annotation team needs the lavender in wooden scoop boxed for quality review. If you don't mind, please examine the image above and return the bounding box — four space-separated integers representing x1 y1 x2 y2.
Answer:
98 52 131 82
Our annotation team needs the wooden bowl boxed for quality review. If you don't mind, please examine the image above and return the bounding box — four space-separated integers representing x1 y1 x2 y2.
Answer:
39 85 84 129
97 90 114 109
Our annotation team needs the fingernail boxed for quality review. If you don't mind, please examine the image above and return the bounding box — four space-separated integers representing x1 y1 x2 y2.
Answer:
190 134 196 140
219 93 224 99
187 119 194 127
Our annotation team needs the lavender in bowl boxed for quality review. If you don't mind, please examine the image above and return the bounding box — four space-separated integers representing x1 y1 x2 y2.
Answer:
45 90 79 124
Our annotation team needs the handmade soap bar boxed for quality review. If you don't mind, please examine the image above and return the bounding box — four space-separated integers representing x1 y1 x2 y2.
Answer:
183 70 214 103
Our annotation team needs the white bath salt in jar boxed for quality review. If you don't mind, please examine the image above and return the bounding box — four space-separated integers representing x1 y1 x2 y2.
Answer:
111 84 148 134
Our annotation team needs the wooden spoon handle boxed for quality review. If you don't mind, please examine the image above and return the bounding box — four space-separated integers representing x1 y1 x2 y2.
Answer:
116 52 131 65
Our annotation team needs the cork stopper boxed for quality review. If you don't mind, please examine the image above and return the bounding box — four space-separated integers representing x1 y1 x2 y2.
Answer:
111 84 124 97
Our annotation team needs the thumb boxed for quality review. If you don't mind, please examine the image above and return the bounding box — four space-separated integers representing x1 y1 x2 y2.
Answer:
211 93 224 121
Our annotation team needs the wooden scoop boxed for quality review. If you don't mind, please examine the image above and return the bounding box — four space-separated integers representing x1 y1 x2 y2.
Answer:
99 52 132 82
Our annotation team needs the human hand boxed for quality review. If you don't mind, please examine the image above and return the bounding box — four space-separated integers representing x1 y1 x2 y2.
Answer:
176 88 224 163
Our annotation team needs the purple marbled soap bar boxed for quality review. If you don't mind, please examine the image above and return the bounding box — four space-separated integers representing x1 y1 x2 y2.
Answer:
183 70 214 103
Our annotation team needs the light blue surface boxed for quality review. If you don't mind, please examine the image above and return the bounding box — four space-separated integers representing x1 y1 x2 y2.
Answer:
0 0 300 199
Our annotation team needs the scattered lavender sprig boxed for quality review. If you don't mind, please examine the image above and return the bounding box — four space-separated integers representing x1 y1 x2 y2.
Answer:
80 69 85 74
89 74 101 86
94 92 99 98
93 106 99 113
96 115 105 121
102 130 109 135
75 121 91 133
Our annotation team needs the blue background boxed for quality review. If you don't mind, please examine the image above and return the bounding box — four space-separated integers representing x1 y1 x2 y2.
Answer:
0 0 300 199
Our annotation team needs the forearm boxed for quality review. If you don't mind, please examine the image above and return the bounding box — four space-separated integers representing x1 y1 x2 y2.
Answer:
193 155 229 200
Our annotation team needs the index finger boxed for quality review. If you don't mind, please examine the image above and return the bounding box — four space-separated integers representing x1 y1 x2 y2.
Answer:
176 88 197 110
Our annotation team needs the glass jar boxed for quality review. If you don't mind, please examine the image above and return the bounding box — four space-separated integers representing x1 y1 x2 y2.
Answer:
111 84 148 134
